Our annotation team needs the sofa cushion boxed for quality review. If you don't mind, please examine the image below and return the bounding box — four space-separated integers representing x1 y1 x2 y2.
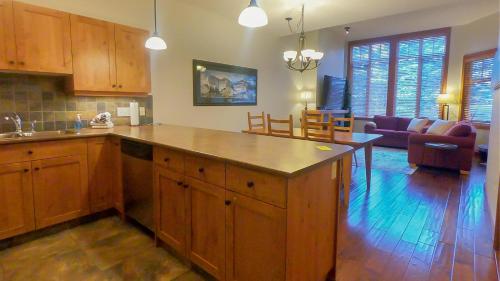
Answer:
426 119 456 135
373 115 398 130
396 117 412 131
445 121 472 137
407 118 429 133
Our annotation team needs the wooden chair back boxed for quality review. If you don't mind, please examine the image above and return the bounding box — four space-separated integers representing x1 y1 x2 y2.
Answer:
247 112 266 132
267 114 294 137
334 114 355 132
301 110 327 130
303 113 335 143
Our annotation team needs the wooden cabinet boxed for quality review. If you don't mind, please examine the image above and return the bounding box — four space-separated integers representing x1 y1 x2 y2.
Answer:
0 162 35 240
70 15 116 92
32 155 89 229
88 138 113 213
0 0 16 70
13 1 72 74
185 177 226 280
155 166 188 255
115 24 151 94
225 191 286 281
110 137 124 216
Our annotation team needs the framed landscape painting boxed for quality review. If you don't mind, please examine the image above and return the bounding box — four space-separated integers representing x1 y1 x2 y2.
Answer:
193 60 257 106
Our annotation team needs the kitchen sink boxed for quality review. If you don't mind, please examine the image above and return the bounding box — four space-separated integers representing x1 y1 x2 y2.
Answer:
0 130 77 140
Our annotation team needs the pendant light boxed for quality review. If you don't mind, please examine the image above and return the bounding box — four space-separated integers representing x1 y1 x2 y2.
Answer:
238 0 268 28
145 0 167 50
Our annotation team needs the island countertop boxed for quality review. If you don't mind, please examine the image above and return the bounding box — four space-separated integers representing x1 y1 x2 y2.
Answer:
0 124 353 176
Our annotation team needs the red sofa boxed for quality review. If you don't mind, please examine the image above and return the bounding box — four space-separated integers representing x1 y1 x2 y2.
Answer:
364 115 414 149
408 122 476 173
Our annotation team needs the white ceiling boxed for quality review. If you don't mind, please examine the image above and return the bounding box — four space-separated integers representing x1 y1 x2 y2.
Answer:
182 0 498 35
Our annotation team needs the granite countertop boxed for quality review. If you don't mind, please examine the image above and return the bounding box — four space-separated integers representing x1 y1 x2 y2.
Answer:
0 125 353 176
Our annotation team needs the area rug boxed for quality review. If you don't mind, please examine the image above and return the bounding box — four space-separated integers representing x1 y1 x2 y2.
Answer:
354 146 418 175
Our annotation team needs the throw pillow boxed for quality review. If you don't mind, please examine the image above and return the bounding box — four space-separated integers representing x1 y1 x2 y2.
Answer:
426 119 456 135
445 121 472 137
407 118 429 133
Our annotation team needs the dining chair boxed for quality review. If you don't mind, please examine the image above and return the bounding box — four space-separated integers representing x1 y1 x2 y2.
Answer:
334 113 358 166
303 113 335 143
267 114 294 137
301 110 326 130
247 112 266 132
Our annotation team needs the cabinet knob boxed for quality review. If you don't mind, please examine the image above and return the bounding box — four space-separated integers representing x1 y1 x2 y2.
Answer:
164 158 170 162
225 200 231 206
8 61 15 65
118 85 123 88
198 167 204 173
177 181 183 186
112 84 117 88
27 150 33 155
34 167 40 171
18 61 25 65
183 184 189 189
23 169 29 173
246 181 255 188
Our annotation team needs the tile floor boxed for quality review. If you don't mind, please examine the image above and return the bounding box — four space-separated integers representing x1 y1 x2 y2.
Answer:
0 217 207 281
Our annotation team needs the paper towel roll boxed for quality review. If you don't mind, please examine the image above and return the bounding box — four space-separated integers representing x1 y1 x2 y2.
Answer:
130 101 140 126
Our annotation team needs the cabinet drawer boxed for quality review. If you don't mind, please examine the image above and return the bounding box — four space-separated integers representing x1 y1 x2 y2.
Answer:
226 164 286 208
36 139 87 159
185 155 225 187
0 143 37 165
154 146 184 173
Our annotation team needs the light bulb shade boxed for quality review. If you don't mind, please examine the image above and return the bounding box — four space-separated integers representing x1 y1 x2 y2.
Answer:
301 91 313 101
238 0 268 28
301 49 315 59
145 35 167 50
311 52 324 60
283 51 297 61
437 93 454 104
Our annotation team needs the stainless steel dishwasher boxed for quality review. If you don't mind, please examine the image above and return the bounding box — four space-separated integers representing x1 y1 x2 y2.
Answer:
121 139 154 231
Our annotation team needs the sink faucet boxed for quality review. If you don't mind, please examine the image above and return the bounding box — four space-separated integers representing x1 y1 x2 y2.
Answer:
4 113 23 135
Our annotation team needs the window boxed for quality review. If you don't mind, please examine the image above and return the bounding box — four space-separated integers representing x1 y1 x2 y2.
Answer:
461 49 497 124
350 42 390 117
348 28 450 118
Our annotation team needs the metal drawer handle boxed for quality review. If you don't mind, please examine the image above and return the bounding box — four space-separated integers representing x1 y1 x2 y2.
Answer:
34 167 40 171
246 181 255 188
164 158 170 162
183 184 189 189
225 200 231 206
198 167 204 173
27 150 33 155
23 169 29 173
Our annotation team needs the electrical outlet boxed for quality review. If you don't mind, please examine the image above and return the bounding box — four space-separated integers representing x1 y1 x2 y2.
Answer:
139 107 146 116
117 107 130 117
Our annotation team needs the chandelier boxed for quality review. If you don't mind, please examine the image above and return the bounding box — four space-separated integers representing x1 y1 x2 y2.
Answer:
283 5 323 73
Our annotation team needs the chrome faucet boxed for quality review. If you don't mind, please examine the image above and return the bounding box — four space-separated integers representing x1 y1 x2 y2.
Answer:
4 113 23 135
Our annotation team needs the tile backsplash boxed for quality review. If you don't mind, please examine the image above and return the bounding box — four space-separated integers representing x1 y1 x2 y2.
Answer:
0 74 153 133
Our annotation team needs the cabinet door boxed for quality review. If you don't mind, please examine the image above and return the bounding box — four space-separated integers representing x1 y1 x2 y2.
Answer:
0 0 16 70
185 177 226 280
154 166 187 255
110 138 124 216
115 24 151 93
87 138 113 213
0 162 35 240
226 191 286 281
32 155 89 229
13 2 72 74
70 15 117 92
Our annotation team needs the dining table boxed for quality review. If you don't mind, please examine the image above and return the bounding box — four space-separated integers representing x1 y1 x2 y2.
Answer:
242 128 383 206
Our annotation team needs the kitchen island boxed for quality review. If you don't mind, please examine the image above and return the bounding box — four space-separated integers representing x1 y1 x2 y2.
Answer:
0 125 353 281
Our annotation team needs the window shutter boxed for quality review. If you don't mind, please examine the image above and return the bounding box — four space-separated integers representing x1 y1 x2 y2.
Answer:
350 42 390 117
461 50 496 123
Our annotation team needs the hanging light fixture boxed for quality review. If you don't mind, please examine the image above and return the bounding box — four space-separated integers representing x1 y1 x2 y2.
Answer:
145 0 167 50
238 0 268 28
283 5 323 73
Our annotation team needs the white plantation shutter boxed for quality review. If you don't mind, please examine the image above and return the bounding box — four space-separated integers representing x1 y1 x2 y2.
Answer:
350 42 390 117
395 35 447 118
462 50 496 123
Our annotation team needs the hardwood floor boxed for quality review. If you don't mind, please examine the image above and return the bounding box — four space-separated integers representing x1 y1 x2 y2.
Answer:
336 159 499 281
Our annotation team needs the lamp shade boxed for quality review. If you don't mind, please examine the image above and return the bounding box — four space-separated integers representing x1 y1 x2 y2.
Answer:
437 93 454 104
283 51 297 61
311 51 324 60
300 91 313 101
301 49 315 59
145 34 167 50
239 0 268 28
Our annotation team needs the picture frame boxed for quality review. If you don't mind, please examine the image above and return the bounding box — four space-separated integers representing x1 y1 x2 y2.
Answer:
193 59 258 106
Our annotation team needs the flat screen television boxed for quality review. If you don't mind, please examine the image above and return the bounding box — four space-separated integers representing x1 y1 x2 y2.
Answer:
318 75 348 110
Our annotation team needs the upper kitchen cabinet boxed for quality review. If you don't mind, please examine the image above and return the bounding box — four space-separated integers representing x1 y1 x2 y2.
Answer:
115 24 151 94
70 18 151 95
70 15 117 92
0 0 16 70
13 1 72 74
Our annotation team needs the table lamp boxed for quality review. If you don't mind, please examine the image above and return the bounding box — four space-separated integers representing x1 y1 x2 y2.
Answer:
300 91 313 110
437 93 454 120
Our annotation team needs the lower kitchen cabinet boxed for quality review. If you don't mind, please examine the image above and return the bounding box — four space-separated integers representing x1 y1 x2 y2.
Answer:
88 137 113 213
0 162 35 240
225 191 286 281
185 177 226 280
110 137 124 216
155 165 188 255
32 155 89 229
